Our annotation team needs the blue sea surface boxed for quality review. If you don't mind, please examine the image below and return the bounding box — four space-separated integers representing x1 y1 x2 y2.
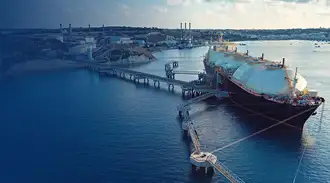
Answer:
0 41 329 183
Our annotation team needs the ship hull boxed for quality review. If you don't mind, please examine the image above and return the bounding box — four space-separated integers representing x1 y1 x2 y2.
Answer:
225 78 320 129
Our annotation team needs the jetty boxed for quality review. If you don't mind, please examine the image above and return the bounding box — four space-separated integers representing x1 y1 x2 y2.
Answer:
85 60 244 183
181 118 245 183
86 61 214 97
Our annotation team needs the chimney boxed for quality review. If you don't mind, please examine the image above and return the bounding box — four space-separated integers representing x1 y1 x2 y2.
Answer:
69 24 72 40
180 22 183 39
189 22 191 38
282 58 285 67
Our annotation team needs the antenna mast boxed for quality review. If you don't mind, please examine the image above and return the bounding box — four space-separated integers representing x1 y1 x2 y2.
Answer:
292 67 298 98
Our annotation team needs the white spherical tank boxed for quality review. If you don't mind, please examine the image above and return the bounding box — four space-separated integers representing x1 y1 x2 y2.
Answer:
232 62 307 96
208 49 245 71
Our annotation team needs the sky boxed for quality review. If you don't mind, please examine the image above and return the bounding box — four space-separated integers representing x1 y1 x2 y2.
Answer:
0 0 330 29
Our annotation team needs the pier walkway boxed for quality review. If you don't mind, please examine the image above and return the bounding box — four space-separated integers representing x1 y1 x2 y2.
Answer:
86 61 244 183
207 157 246 183
182 107 245 183
87 64 190 88
172 70 203 75
183 111 245 183
107 66 189 86
184 92 215 107
187 122 201 153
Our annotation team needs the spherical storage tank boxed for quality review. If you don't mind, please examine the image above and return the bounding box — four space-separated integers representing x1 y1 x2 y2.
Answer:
208 49 245 71
232 62 307 96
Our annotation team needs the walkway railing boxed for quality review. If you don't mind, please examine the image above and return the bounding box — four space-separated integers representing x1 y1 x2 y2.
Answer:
173 70 203 75
188 122 201 153
207 157 245 183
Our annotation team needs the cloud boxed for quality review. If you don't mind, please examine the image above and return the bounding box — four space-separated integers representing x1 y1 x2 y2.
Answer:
119 3 131 17
166 0 329 5
120 3 130 10
167 0 185 5
152 6 168 13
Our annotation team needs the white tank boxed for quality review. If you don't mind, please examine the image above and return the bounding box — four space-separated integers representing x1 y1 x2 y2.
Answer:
232 62 307 96
208 48 245 71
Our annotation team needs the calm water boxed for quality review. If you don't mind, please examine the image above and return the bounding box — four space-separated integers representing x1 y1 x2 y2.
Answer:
0 40 329 183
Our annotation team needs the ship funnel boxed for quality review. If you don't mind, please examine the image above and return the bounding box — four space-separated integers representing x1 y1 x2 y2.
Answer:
282 58 285 67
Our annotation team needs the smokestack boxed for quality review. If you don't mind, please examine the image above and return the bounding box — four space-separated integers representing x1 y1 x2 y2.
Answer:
60 24 63 35
69 24 72 40
180 22 183 39
261 53 264 60
282 58 285 67
189 22 191 38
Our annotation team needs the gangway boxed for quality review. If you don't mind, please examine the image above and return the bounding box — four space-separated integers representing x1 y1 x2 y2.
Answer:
207 157 245 183
172 70 203 75
186 92 214 106
185 121 245 183
177 92 215 119
187 122 201 153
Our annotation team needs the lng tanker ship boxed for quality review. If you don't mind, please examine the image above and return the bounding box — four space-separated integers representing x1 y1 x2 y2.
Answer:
204 35 324 128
